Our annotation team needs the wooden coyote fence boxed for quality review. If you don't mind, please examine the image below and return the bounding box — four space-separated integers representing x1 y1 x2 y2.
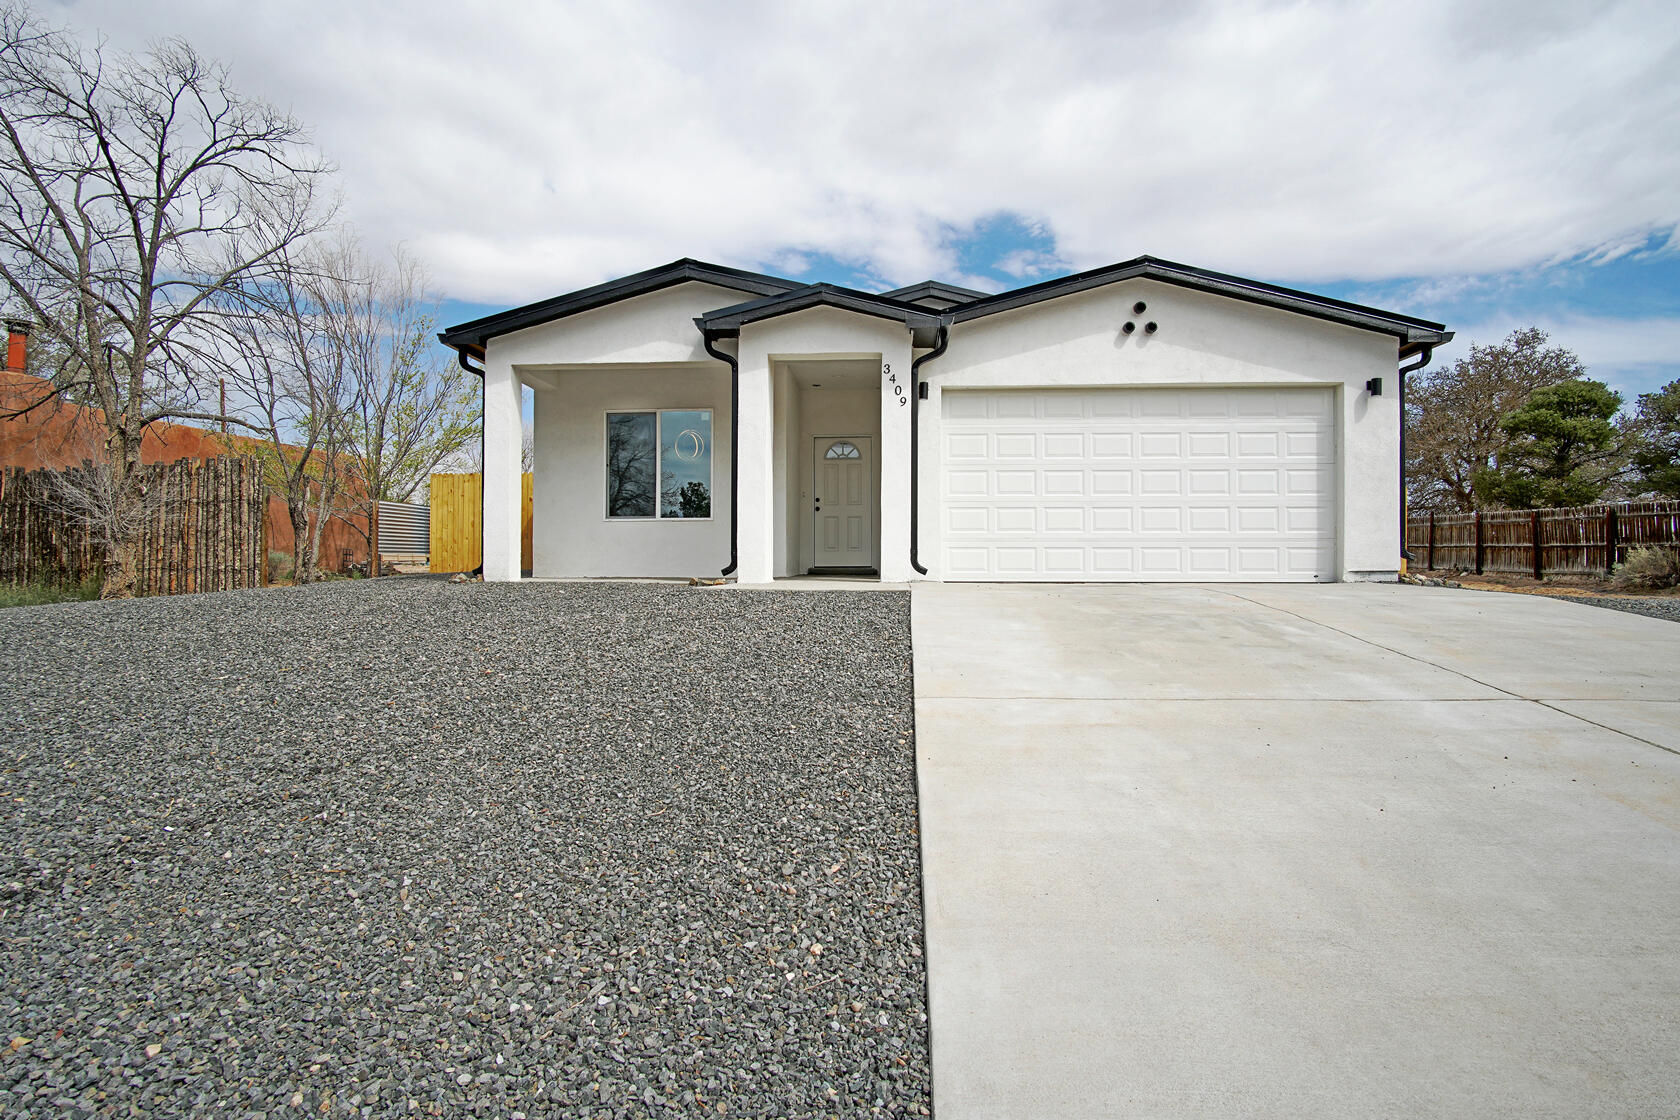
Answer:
0 456 267 594
1406 500 1680 578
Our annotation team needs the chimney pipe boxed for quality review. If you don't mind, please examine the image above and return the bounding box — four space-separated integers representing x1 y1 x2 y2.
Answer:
4 320 29 374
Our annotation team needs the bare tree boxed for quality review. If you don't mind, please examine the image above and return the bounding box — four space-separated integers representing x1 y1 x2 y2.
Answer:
0 6 331 595
219 243 352 584
30 456 164 574
453 416 531 474
328 240 478 570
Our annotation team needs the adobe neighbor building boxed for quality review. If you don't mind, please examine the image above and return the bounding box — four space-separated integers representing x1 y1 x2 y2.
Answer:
439 256 1450 585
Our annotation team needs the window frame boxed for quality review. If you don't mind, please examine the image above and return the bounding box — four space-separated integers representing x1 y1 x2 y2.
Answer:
602 407 715 522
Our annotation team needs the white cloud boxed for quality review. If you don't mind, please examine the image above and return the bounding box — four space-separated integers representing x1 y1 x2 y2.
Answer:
993 248 1067 280
40 0 1680 305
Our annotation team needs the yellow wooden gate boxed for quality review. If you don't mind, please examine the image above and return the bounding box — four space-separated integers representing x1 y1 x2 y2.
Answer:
429 473 532 573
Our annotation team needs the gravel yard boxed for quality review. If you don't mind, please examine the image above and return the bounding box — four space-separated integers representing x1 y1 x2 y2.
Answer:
1533 592 1680 624
0 580 927 1119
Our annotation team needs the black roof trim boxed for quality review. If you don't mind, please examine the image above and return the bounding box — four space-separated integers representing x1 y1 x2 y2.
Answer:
947 255 1452 346
880 280 990 308
437 259 801 351
696 284 944 348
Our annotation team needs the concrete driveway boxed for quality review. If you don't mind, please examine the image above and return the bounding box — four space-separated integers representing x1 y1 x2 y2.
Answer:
912 583 1680 1119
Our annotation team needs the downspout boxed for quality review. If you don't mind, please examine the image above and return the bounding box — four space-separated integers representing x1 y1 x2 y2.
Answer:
1396 343 1434 569
702 334 740 576
909 323 950 575
457 347 487 577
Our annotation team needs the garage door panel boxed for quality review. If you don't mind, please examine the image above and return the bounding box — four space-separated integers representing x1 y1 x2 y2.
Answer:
1139 470 1182 495
940 387 1336 582
1189 507 1231 532
995 508 1035 533
1090 433 1133 458
1043 507 1085 533
1092 471 1132 494
1139 432 1181 458
1187 470 1230 495
996 470 1036 495
1042 432 1085 458
1285 430 1328 457
1139 507 1182 532
994 432 1036 458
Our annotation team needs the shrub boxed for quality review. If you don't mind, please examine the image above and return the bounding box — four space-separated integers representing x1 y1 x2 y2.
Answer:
1611 546 1680 591
0 576 102 608
267 549 293 583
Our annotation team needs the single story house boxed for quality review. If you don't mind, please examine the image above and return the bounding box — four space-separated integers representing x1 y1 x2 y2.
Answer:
438 256 1450 584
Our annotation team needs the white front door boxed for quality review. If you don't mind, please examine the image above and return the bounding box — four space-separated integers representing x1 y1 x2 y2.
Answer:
814 436 874 569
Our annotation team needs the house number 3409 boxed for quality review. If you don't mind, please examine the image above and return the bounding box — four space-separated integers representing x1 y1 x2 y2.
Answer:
883 362 907 406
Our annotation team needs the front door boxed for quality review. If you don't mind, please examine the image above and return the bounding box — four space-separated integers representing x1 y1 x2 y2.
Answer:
813 436 874 570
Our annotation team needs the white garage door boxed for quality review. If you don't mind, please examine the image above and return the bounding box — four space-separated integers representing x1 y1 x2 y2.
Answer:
940 387 1336 581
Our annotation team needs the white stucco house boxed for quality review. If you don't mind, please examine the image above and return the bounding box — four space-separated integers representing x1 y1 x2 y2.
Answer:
438 256 1451 584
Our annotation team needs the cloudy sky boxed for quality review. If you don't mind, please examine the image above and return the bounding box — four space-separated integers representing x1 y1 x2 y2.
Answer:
46 0 1680 401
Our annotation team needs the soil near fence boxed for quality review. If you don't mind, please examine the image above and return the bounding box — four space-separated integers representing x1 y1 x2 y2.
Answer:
1413 568 1680 598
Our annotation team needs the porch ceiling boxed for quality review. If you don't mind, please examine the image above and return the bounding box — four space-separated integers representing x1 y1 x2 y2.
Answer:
780 358 880 390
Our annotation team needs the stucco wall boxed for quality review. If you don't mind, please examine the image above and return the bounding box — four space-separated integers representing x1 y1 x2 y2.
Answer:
735 307 914 583
491 282 751 367
530 365 731 578
481 274 1403 584
919 279 1400 581
793 387 880 574
480 282 755 581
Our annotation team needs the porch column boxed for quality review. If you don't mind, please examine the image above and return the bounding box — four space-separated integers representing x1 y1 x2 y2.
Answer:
482 353 523 582
878 335 915 582
735 345 775 583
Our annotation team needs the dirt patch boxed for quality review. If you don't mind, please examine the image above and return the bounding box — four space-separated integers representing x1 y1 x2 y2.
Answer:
1411 568 1680 600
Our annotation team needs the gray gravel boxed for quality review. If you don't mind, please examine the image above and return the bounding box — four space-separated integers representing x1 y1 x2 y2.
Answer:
1533 592 1680 624
0 580 928 1118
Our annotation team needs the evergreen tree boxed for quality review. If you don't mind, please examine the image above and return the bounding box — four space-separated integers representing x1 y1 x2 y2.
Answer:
1473 379 1622 508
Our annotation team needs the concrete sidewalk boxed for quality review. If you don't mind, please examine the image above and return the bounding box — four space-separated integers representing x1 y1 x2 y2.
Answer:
912 583 1680 1119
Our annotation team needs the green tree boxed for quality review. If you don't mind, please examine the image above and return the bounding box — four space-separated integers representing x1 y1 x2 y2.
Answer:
1627 379 1680 498
1472 379 1622 508
1405 328 1586 512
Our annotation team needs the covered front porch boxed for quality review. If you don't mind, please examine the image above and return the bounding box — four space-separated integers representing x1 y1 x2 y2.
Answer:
481 330 915 583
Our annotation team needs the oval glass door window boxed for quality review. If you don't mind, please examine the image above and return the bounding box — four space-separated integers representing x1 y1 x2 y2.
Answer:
824 441 861 460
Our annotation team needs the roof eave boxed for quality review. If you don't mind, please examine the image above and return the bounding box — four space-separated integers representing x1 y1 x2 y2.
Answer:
881 280 991 307
437 259 801 351
948 256 1448 345
697 285 943 347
